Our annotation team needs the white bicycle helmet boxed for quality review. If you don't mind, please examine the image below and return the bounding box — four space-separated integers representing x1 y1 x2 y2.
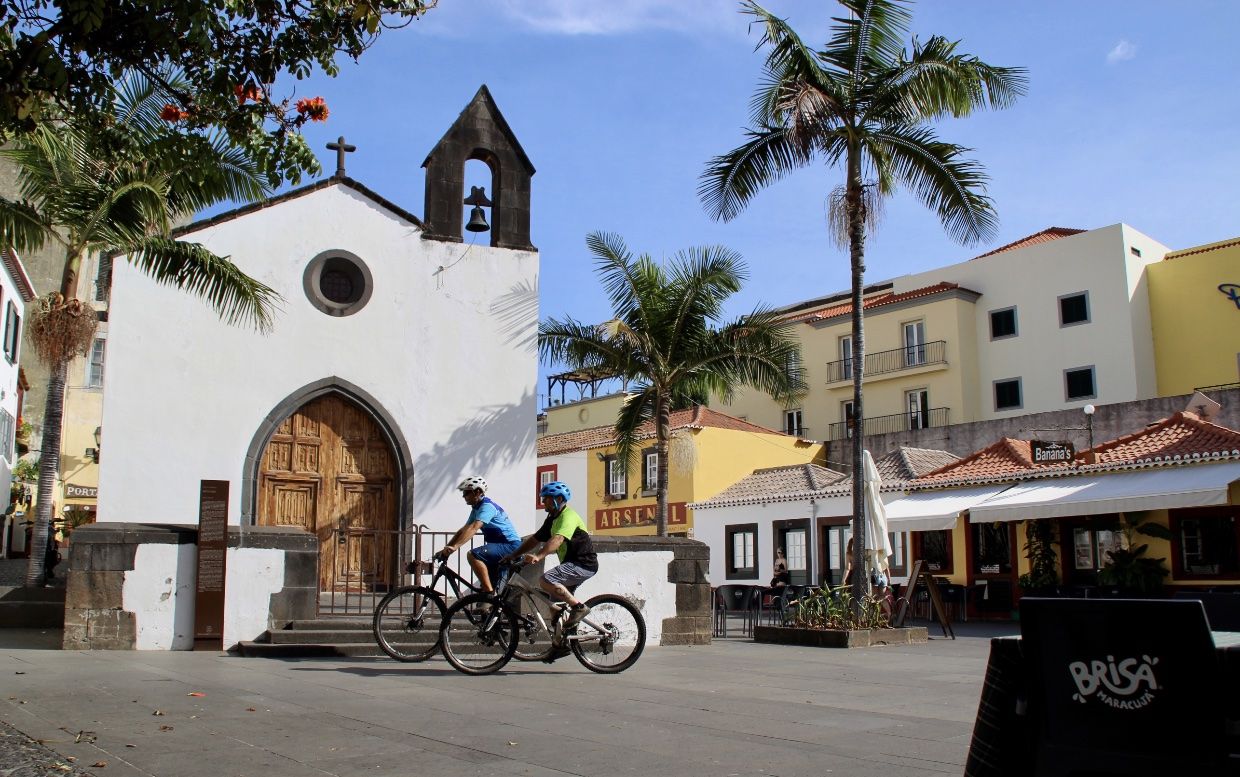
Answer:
456 476 488 493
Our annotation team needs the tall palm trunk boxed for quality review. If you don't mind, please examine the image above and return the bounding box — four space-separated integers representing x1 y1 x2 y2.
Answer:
846 147 867 604
654 394 671 537
25 360 66 586
25 250 86 586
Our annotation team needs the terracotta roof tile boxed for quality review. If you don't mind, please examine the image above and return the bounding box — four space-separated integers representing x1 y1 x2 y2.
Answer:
782 282 974 324
536 405 787 456
970 227 1086 260
1087 411 1240 465
1164 237 1240 260
693 446 957 508
910 412 1240 488
692 464 849 508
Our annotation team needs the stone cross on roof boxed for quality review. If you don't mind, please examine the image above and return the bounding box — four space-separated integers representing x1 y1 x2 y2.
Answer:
326 136 356 177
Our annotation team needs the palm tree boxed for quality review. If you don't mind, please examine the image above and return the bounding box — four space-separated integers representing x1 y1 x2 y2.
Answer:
0 75 279 586
700 0 1026 600
540 231 806 536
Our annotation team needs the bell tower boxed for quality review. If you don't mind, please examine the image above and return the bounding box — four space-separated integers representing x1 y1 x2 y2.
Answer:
422 85 536 251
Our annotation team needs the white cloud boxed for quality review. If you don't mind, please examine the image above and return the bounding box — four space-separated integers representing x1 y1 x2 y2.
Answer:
1106 39 1137 64
490 0 744 36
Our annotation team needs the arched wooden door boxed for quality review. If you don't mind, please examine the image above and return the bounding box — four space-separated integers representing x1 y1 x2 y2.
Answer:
256 394 397 590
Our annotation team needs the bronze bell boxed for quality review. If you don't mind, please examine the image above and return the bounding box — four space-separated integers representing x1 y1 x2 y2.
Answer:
465 205 489 232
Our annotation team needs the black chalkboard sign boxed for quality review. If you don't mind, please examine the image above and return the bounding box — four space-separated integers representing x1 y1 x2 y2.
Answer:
894 559 955 639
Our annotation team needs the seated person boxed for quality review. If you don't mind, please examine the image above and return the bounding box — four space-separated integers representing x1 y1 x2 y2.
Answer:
770 548 791 588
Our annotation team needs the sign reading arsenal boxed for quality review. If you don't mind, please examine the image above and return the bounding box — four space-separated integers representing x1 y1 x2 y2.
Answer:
594 501 689 531
1031 440 1075 463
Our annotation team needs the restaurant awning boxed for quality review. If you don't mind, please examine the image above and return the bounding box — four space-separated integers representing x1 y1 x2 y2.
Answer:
968 461 1240 523
883 485 1014 532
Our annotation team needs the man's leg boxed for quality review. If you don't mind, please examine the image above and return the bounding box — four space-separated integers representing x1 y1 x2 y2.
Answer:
466 550 493 593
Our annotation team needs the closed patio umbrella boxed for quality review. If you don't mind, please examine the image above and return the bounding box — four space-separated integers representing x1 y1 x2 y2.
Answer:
862 450 892 586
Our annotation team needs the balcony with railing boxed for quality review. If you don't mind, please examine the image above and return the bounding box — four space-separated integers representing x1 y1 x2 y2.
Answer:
827 406 950 441
825 340 948 384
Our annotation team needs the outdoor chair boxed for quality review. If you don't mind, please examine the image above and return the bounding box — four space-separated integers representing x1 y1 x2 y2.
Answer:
1019 597 1231 775
714 584 757 637
773 585 803 626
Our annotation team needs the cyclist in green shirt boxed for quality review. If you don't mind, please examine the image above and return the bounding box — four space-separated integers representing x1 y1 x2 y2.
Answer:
505 481 598 629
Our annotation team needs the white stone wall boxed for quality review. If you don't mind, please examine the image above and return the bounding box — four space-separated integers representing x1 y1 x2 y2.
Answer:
0 251 32 515
223 547 285 649
98 183 539 535
122 543 197 650
571 550 676 645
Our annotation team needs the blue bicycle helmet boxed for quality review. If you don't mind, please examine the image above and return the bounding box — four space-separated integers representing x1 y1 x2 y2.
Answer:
540 481 572 503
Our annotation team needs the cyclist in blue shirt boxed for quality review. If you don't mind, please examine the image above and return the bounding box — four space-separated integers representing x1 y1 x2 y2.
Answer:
434 476 522 593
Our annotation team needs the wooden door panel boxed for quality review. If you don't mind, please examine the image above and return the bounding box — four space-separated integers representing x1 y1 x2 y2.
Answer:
257 394 397 591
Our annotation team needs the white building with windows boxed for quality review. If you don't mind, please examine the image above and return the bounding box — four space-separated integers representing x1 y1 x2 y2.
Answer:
0 248 36 557
714 224 1169 444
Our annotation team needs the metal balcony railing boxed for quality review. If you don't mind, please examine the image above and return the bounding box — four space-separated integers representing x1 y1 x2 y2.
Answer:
826 406 950 441
824 340 947 383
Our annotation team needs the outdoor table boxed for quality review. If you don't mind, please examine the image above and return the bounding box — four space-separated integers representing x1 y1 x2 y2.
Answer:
963 634 1240 776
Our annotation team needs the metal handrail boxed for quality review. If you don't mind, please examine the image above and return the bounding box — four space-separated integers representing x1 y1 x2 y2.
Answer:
824 340 947 383
827 406 950 441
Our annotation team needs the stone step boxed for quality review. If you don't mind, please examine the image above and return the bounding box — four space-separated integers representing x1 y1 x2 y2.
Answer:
267 628 420 645
283 618 374 631
0 585 66 628
235 641 394 658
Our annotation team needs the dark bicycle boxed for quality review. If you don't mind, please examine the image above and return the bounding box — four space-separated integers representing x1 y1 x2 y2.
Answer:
372 559 552 662
439 559 646 676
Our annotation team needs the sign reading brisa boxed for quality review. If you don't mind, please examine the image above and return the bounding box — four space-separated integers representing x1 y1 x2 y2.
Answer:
1031 440 1075 463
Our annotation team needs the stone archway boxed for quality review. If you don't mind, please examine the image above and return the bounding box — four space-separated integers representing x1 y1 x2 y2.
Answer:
255 394 398 590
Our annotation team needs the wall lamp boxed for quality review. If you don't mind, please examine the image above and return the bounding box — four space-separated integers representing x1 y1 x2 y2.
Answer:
85 426 101 463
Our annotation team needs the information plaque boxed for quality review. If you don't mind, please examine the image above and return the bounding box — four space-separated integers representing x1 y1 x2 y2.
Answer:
194 480 229 649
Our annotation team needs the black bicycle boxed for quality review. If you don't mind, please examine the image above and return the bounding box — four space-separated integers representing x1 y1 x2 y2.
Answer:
439 559 646 676
372 559 553 662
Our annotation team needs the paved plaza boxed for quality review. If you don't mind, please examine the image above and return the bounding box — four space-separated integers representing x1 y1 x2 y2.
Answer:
0 622 1014 777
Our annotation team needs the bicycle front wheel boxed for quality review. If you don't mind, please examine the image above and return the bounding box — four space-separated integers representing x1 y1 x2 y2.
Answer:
440 593 519 675
372 586 445 662
570 594 646 674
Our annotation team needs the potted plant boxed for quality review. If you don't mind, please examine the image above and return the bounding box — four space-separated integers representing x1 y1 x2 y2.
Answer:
753 585 928 648
1018 520 1060 596
1098 513 1171 595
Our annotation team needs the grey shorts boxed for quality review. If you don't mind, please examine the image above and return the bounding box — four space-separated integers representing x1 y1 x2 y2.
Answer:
543 561 597 590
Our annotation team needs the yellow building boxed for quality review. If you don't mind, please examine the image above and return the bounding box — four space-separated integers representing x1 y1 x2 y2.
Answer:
717 281 981 441
536 406 823 537
1148 237 1240 395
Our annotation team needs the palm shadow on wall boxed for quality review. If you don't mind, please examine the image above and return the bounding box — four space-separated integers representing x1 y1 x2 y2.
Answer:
413 395 537 511
489 279 538 353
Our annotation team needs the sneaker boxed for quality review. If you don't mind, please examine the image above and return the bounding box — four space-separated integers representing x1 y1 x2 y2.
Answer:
542 644 572 664
563 603 592 629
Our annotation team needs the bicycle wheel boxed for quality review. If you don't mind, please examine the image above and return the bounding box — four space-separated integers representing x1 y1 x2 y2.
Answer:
512 611 555 661
570 594 646 674
372 586 446 662
440 593 519 675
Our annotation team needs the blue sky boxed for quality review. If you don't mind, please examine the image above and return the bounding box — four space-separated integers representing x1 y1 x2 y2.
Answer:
212 1 1240 407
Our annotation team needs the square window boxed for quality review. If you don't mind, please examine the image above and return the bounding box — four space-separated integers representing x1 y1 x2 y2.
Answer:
1065 366 1096 400
1059 292 1090 326
536 464 557 508
989 307 1017 339
603 457 626 498
725 523 759 579
87 338 106 388
784 409 803 437
995 378 1022 410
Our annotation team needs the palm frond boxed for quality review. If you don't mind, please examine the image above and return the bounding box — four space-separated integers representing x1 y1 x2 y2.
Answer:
612 387 655 477
700 126 811 222
870 124 998 246
539 316 635 378
125 237 282 332
0 196 58 254
664 244 745 356
877 36 1029 121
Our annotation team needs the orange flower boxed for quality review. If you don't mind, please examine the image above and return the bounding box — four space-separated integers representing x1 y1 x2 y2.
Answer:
159 104 187 122
295 96 329 122
234 83 263 104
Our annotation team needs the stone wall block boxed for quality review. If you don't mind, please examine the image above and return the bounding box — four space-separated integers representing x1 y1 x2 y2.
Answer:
281 551 318 589
675 583 713 615
89 543 136 572
268 587 316 626
667 559 708 584
660 615 712 645
65 571 124 611
84 609 137 650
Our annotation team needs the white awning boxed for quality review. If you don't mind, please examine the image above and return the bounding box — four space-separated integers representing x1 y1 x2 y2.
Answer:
882 485 1013 532
968 461 1240 523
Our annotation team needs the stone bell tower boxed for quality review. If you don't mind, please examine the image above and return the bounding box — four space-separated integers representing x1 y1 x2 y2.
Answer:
422 85 536 252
